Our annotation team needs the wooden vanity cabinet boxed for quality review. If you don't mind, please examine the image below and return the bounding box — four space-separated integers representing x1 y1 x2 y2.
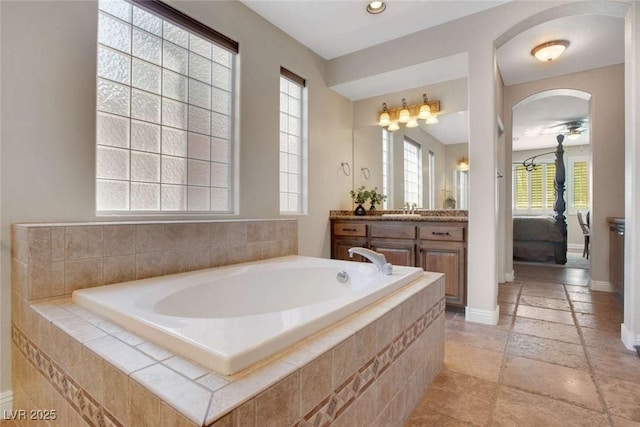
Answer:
607 217 625 299
330 218 467 310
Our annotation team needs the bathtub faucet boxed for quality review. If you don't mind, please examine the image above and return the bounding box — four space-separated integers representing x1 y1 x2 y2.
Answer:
348 247 393 275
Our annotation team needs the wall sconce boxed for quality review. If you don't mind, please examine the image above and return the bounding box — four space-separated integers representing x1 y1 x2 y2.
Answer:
378 93 440 131
457 157 469 171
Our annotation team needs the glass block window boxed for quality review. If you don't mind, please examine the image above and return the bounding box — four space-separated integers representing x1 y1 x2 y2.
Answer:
96 0 237 212
428 150 435 209
279 68 306 214
382 129 390 209
403 138 422 207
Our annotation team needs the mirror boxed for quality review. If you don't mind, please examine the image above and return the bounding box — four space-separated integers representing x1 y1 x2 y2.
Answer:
352 78 469 210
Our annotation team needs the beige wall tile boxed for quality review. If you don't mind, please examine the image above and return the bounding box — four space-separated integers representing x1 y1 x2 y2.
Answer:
103 255 136 285
64 258 103 293
53 316 107 344
332 334 357 388
255 373 299 426
103 361 130 426
354 378 377 427
77 347 105 405
129 378 161 427
104 225 136 256
164 224 189 250
65 226 103 260
247 221 276 243
12 225 29 262
85 336 154 374
210 413 232 427
12 258 29 297
187 223 211 248
136 252 165 280
356 322 378 367
300 352 332 416
160 402 199 427
188 247 211 271
51 261 65 297
162 250 189 275
28 261 52 300
28 227 51 262
210 245 229 268
275 220 297 240
232 399 255 427
51 227 65 261
136 224 166 253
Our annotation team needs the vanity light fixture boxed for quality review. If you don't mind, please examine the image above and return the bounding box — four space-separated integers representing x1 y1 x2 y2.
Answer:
366 1 386 14
457 157 469 171
377 93 440 131
531 40 569 62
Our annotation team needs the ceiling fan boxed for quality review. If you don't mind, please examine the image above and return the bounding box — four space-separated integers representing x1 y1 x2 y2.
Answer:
545 120 589 140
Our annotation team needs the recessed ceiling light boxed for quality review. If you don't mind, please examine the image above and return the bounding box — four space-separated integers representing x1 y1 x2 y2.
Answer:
366 1 386 14
531 40 570 62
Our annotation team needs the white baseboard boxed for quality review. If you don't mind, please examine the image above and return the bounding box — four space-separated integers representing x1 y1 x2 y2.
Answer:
505 270 515 282
465 305 500 325
589 279 616 292
621 323 640 351
567 243 583 253
0 390 13 417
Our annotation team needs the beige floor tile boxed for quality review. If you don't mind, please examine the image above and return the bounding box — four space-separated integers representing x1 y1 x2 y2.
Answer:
519 294 571 311
520 287 568 300
612 415 640 426
512 317 581 344
572 301 621 314
522 282 565 290
500 303 516 315
408 369 496 426
498 292 519 303
444 341 503 383
565 285 591 294
445 321 509 353
507 333 588 369
404 411 476 426
582 327 629 351
599 375 640 422
568 291 621 305
516 305 575 325
502 356 602 411
492 386 609 427
588 346 640 384
576 312 623 332
495 315 513 330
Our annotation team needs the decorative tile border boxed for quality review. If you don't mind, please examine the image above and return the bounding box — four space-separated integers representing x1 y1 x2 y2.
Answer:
12 326 123 427
300 297 445 426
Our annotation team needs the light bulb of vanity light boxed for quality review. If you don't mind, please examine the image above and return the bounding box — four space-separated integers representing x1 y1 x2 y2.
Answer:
379 111 390 127
406 118 419 128
398 98 410 123
388 121 400 131
418 104 431 120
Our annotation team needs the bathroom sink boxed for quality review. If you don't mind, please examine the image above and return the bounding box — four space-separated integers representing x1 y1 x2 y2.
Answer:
381 213 423 218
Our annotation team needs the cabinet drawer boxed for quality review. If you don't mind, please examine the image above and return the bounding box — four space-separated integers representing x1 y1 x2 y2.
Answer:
333 223 367 237
419 225 464 242
370 224 416 239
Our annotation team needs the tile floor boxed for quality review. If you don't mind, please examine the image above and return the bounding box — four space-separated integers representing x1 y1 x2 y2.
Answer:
406 265 640 427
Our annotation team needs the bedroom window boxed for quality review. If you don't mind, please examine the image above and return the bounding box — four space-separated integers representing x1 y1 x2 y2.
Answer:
382 129 390 209
569 157 590 211
96 0 238 213
279 67 307 214
513 162 556 212
403 138 422 207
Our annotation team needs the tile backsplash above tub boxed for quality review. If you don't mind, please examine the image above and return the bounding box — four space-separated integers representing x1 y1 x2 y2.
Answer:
11 220 298 301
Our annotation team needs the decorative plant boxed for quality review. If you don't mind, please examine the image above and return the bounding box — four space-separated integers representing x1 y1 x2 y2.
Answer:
368 187 387 210
350 186 370 205
442 189 456 209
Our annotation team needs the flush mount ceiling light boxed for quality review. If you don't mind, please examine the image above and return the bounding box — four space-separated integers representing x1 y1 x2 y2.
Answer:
531 40 570 62
366 1 386 14
377 94 440 131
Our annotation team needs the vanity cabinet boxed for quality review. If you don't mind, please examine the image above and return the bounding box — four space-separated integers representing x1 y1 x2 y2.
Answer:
330 217 467 310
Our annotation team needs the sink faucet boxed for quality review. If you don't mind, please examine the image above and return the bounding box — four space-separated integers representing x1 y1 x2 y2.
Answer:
411 203 417 213
348 247 393 275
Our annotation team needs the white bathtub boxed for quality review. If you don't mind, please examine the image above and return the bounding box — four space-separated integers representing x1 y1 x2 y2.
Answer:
72 255 425 375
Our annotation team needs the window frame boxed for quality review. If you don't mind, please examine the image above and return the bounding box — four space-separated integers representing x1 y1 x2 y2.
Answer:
382 128 391 209
568 155 590 214
95 0 239 215
428 150 435 209
279 67 308 215
512 157 556 215
403 137 423 207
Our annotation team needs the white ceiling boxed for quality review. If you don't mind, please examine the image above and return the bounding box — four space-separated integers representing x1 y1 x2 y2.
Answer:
241 0 507 60
497 14 624 86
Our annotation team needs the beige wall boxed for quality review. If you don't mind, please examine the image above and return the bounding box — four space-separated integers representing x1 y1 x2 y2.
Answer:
504 64 625 283
0 0 352 394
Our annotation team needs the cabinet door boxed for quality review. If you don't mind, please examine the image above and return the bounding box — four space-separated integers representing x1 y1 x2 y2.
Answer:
370 239 416 267
333 238 368 262
418 245 465 307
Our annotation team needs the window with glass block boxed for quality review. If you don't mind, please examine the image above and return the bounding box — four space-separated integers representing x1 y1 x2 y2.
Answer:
96 0 235 212
279 74 306 214
403 139 422 207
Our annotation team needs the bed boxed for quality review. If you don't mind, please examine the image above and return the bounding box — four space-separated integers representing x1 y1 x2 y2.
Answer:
513 135 568 265
513 216 566 264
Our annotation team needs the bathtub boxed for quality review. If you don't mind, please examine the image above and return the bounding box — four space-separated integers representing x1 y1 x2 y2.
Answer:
72 255 425 375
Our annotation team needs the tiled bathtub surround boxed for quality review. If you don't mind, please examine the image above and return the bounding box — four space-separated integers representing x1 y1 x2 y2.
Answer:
11 271 444 426
11 220 298 300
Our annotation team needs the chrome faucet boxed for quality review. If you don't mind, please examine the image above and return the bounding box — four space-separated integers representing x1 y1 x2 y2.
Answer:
411 203 417 213
348 247 393 275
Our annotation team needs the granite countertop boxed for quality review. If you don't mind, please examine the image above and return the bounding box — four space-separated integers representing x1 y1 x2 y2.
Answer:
330 210 468 222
